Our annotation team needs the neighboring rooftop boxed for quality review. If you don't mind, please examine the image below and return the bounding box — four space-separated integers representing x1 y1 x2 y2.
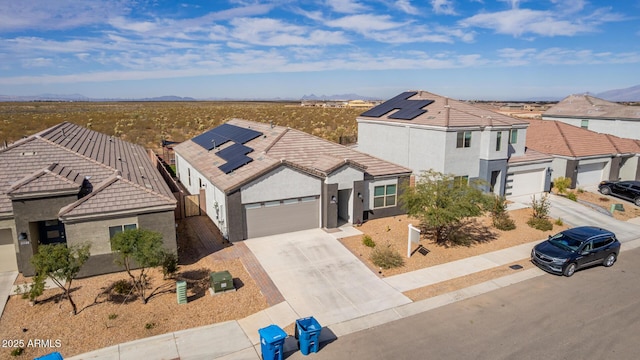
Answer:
0 122 175 219
525 119 640 158
358 90 529 128
174 118 412 193
543 94 640 120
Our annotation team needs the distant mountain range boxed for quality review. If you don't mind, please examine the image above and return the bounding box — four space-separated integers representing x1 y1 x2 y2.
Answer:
2 85 639 102
595 85 640 102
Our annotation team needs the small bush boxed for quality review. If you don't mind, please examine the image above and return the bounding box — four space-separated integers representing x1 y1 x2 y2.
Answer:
108 313 118 320
530 194 550 219
113 279 133 295
493 214 516 231
553 177 572 194
370 244 404 270
527 217 553 231
566 192 577 201
362 234 376 248
555 218 564 226
10 348 24 356
145 322 156 330
577 187 584 194
161 252 179 279
599 197 610 202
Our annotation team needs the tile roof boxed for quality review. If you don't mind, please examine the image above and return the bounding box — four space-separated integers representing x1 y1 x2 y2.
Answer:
508 148 553 164
0 122 175 219
7 164 83 198
543 94 640 120
173 119 412 193
358 90 529 128
525 119 640 158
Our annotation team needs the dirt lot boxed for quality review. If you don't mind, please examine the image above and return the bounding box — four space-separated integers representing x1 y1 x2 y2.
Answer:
0 221 269 359
340 208 567 281
0 191 632 358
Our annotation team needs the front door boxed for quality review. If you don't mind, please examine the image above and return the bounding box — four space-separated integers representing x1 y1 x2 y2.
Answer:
38 220 67 245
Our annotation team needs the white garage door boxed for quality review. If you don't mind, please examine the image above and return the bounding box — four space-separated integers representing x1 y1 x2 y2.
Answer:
576 162 605 187
244 196 320 238
0 229 18 272
506 169 545 197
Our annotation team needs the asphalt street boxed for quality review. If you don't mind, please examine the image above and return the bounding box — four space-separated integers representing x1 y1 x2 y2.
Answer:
287 246 640 360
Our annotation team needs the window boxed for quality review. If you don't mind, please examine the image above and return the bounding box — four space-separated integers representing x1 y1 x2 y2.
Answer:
496 132 502 151
187 168 191 186
509 129 518 144
373 184 397 208
456 131 472 148
581 120 589 129
454 176 469 186
109 224 137 239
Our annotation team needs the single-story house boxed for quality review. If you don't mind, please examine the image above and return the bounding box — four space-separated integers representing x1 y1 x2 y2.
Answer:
356 90 553 198
0 122 177 276
173 119 412 241
543 94 640 139
525 119 640 188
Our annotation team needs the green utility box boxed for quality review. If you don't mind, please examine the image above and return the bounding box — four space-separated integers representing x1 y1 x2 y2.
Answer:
210 270 235 294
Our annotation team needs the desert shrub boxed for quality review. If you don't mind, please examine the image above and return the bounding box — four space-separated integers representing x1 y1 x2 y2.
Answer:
362 234 376 248
494 215 516 231
370 244 404 270
10 348 24 356
113 279 133 295
108 313 118 320
145 322 156 330
566 192 577 201
527 217 553 231
161 252 179 279
489 196 516 231
528 194 553 230
577 187 584 193
553 177 572 194
530 194 550 219
555 218 564 226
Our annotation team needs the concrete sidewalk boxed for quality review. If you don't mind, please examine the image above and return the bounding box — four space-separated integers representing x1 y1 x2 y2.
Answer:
65 237 640 360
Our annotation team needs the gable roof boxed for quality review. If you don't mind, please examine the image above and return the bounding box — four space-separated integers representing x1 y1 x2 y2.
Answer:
174 119 412 193
543 94 640 120
0 122 175 219
358 90 528 128
525 119 640 158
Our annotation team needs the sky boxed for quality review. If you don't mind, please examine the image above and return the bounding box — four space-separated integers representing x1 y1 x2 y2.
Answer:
0 0 639 100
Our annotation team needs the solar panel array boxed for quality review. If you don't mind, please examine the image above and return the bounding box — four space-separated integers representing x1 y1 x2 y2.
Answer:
192 123 263 174
361 91 434 120
192 123 262 151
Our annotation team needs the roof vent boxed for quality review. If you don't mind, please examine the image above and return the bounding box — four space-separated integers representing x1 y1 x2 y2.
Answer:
20 151 37 156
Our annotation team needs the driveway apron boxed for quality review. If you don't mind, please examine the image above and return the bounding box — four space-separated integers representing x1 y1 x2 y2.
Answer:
244 229 411 326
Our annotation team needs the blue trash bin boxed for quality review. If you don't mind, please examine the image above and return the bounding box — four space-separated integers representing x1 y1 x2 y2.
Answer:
295 316 322 355
34 352 64 360
258 324 287 360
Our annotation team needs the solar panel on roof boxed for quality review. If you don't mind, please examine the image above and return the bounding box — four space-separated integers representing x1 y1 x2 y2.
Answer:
192 123 263 151
218 156 253 174
216 143 252 159
361 91 434 120
215 141 255 174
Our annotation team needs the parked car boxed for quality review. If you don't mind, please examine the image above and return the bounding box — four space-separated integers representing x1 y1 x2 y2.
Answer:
598 180 640 206
531 226 620 277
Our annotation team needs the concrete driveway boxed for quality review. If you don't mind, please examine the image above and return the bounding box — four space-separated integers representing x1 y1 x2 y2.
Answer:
244 229 411 326
510 193 640 242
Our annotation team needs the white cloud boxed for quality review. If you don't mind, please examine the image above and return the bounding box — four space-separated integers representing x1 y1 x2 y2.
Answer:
431 0 457 15
326 14 407 33
325 0 367 14
461 9 591 37
395 0 419 15
22 57 53 68
0 0 132 32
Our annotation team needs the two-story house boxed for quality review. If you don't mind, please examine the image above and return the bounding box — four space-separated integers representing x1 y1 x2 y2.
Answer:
543 94 640 140
356 91 553 197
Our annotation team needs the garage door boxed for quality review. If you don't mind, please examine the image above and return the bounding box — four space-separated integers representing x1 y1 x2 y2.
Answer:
0 229 18 272
576 162 605 187
245 196 320 238
505 169 545 197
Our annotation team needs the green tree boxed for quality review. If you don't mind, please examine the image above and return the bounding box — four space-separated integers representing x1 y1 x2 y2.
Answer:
400 170 492 245
489 195 516 231
31 243 91 315
111 228 166 303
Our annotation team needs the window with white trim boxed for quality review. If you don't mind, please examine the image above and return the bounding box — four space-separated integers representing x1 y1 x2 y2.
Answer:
509 129 518 144
581 120 589 129
373 184 397 208
496 131 502 151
